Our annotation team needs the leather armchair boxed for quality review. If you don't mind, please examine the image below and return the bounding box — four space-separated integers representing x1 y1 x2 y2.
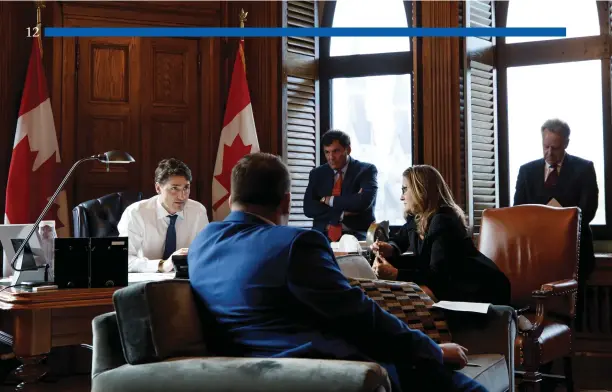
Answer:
72 192 143 238
479 205 580 392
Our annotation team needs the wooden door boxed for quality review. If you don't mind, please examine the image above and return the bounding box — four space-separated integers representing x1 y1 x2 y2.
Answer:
139 38 201 199
74 37 141 204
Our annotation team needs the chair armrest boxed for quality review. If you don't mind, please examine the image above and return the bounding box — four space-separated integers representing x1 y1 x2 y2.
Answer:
72 205 89 238
443 305 517 392
91 357 391 392
527 278 579 333
92 312 127 378
537 279 578 296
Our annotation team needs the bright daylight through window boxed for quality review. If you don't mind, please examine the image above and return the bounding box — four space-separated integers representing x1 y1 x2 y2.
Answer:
329 0 413 225
505 0 605 224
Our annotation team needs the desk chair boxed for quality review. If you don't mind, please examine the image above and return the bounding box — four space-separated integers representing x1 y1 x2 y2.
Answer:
72 192 143 238
479 205 580 392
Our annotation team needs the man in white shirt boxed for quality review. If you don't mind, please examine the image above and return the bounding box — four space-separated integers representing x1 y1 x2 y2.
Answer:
117 158 209 273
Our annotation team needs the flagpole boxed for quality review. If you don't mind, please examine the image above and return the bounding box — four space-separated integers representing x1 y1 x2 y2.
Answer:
239 8 248 30
35 0 45 57
239 9 247 71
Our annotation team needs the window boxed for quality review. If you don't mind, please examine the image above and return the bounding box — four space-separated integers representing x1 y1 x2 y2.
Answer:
330 0 411 56
507 61 606 224
321 0 413 226
499 1 610 235
505 0 599 44
332 75 412 224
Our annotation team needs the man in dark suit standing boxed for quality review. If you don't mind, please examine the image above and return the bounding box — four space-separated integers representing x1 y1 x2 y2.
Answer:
303 130 378 241
188 152 486 392
514 118 598 287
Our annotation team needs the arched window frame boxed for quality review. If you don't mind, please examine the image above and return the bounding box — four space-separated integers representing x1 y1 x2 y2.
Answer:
319 1 416 229
495 1 612 239
320 1 414 133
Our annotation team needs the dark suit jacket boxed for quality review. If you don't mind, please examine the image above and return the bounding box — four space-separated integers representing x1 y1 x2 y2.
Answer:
303 157 378 237
514 154 598 280
188 211 442 388
389 207 511 306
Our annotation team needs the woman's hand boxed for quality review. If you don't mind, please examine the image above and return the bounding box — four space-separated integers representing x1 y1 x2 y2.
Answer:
372 255 399 280
370 241 394 258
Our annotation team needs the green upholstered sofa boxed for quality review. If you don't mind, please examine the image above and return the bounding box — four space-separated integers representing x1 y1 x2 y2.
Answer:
91 279 516 392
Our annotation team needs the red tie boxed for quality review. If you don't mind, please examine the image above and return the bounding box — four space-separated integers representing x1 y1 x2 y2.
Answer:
545 164 558 188
328 172 343 242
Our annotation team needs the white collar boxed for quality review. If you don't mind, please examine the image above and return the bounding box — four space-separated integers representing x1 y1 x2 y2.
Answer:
547 153 566 169
336 157 350 175
155 195 185 221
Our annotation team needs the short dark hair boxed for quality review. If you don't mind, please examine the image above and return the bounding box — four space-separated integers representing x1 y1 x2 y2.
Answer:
231 153 291 210
154 158 192 184
541 118 570 140
321 129 351 148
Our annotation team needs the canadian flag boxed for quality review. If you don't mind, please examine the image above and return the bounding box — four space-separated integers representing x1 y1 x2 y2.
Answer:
4 37 70 273
212 39 259 221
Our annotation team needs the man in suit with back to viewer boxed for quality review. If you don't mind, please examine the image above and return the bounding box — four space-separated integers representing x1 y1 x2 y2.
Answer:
303 129 378 241
514 118 598 287
188 152 487 392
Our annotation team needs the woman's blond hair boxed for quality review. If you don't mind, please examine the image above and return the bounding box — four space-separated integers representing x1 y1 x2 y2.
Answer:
402 165 467 236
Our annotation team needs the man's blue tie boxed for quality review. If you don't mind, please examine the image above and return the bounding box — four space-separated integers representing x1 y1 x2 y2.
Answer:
162 214 178 260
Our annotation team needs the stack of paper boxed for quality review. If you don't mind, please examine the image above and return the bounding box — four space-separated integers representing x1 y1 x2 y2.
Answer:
432 301 491 314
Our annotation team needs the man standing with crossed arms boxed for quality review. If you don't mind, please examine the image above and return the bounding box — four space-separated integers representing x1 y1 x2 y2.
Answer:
303 130 378 241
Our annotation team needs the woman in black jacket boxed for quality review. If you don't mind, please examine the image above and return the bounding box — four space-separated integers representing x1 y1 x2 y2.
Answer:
372 165 511 306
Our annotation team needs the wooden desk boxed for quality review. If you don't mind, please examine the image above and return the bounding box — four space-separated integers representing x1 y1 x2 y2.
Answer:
0 273 174 391
0 287 115 390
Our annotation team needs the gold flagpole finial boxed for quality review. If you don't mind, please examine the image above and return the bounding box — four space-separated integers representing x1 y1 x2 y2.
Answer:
34 0 45 57
239 8 248 29
35 0 45 27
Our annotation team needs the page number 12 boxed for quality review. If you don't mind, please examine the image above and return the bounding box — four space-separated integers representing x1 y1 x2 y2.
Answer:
26 26 40 38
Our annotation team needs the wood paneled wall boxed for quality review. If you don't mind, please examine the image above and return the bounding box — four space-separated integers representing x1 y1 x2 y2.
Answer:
0 1 281 225
413 1 462 202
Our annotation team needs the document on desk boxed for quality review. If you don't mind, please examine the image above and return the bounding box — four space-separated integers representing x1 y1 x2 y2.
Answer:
547 198 562 207
432 301 491 314
128 272 175 283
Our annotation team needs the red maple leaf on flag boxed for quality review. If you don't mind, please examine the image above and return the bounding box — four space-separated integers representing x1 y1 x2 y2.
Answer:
212 134 253 210
6 135 64 230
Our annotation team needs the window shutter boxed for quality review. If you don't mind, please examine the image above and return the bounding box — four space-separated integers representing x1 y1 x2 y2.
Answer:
459 1 467 211
608 1 611 34
282 1 319 228
469 0 493 41
465 0 498 234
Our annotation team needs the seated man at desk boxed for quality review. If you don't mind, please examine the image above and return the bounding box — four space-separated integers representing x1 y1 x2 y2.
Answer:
117 158 208 273
188 152 485 392
303 130 378 241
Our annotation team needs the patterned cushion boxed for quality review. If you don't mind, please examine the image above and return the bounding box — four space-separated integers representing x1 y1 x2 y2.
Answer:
348 278 453 344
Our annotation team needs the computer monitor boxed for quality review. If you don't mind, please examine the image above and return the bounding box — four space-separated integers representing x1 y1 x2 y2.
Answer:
0 224 48 285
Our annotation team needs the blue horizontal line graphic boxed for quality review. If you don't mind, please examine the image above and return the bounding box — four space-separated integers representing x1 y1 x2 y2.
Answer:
44 27 566 38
